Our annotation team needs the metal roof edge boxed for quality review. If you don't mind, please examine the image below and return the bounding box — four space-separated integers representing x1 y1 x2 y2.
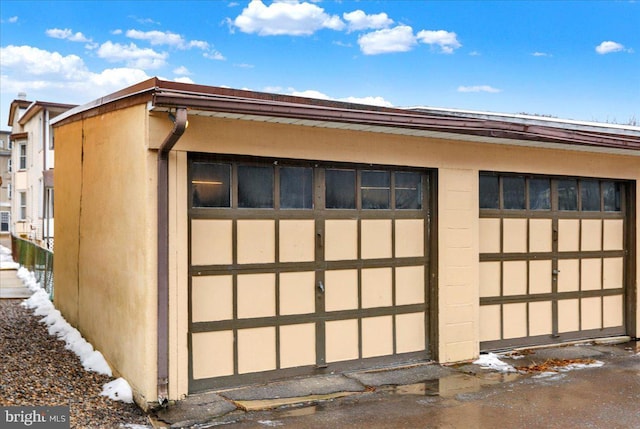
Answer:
406 106 640 136
51 78 640 152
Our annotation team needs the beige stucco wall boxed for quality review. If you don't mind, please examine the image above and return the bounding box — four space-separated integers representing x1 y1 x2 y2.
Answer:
55 109 638 403
162 114 639 394
54 104 158 403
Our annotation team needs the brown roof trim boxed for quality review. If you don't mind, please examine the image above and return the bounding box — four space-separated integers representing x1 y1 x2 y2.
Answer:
52 77 640 152
7 99 32 127
19 101 77 125
9 132 28 141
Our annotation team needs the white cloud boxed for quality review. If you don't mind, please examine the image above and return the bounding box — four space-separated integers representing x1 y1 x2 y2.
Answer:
0 45 87 78
174 76 195 84
290 89 393 107
234 63 255 68
595 41 628 54
125 29 209 51
173 66 191 75
341 95 393 107
291 89 332 99
204 50 226 60
111 29 123 35
358 25 416 55
233 0 345 36
0 45 150 105
457 85 502 93
46 28 91 43
96 41 167 69
416 30 461 54
189 40 210 50
532 52 552 57
343 10 393 32
126 29 183 46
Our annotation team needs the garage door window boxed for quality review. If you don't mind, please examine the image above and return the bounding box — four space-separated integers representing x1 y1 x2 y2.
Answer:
238 165 274 208
191 162 231 208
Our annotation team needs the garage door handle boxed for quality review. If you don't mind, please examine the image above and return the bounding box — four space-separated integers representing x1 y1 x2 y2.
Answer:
553 269 561 274
317 281 325 293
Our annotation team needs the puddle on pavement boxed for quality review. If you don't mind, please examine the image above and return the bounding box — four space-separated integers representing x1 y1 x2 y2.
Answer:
379 372 523 398
277 405 318 418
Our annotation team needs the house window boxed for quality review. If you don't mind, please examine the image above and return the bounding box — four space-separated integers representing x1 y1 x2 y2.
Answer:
7 158 11 172
19 192 27 220
7 183 11 200
19 143 27 170
47 189 54 218
0 212 9 232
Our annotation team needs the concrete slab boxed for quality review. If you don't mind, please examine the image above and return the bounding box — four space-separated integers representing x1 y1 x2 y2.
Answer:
347 363 457 387
153 391 237 428
233 391 361 411
218 374 366 402
0 287 32 298
0 269 31 299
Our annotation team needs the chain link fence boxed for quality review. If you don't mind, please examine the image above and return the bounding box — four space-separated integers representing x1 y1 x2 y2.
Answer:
11 235 54 299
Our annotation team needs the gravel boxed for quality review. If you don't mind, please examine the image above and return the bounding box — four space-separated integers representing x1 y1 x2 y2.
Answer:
0 299 150 428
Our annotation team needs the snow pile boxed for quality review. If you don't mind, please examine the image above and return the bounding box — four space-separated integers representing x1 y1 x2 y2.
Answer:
21 277 112 376
101 378 134 404
0 245 19 269
473 353 517 373
554 360 604 371
13 262 135 403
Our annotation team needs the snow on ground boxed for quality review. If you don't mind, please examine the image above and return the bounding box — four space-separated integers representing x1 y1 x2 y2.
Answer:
1 245 134 404
0 245 19 269
473 353 517 373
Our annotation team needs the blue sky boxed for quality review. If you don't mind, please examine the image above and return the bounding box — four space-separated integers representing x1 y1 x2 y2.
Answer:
1 0 638 130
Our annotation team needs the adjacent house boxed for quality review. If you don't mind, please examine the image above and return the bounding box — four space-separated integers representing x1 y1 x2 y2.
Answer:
0 130 11 238
7 95 76 249
51 78 640 408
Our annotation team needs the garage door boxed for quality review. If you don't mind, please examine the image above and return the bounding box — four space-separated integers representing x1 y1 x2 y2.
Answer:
188 155 433 392
479 173 629 350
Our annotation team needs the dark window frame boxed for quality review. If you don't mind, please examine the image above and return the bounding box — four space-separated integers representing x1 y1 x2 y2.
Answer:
479 172 624 213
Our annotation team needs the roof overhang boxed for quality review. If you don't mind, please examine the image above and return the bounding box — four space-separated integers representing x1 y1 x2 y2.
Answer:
52 77 640 156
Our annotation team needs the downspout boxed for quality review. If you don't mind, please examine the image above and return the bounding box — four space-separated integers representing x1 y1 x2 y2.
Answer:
157 107 187 406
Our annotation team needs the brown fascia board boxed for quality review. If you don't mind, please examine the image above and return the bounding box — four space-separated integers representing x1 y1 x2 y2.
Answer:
7 99 32 127
18 101 78 125
152 89 640 152
9 132 28 141
51 77 640 152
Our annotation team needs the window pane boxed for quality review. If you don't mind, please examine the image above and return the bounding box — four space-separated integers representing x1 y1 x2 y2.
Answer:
191 162 231 208
479 175 499 209
529 178 550 210
395 172 422 210
603 181 621 212
238 165 274 208
326 169 356 209
558 179 578 211
581 180 600 211
361 170 390 209
503 176 525 210
280 167 313 209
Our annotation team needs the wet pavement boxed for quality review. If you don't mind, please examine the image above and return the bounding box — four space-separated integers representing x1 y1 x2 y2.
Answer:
151 339 640 428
